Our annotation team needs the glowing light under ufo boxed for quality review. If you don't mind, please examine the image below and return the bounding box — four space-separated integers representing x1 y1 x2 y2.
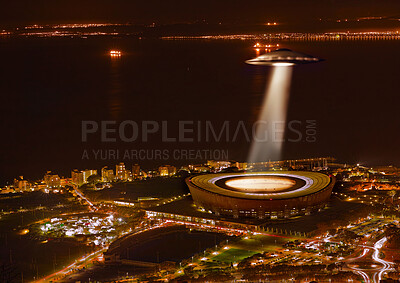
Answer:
246 49 322 163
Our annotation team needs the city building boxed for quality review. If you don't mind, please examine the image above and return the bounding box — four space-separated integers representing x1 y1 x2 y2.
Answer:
0 186 14 194
207 160 231 171
132 164 140 178
43 171 61 188
82 169 98 183
60 178 70 187
247 157 334 171
189 164 211 173
116 163 126 180
159 165 176 177
71 169 97 185
123 170 133 182
145 197 265 232
13 176 29 192
71 169 84 186
234 162 248 170
101 166 115 182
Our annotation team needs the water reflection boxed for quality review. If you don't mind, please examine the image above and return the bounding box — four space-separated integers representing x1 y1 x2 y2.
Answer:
108 53 123 120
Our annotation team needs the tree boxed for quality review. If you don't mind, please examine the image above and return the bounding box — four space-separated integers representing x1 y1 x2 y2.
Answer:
87 174 101 184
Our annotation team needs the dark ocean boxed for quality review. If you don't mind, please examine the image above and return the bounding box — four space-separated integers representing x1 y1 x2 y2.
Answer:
1 36 400 184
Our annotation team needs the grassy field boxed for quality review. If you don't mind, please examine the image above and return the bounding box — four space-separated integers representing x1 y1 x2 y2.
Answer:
210 234 297 263
211 248 258 263
232 234 296 252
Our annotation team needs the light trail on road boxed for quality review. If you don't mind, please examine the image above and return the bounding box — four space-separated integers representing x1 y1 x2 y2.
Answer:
356 270 371 283
34 223 169 282
345 237 393 283
73 185 95 209
34 248 106 283
372 237 393 282
346 247 371 283
357 248 369 259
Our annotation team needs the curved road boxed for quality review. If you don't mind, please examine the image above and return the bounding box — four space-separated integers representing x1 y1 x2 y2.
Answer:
346 237 393 283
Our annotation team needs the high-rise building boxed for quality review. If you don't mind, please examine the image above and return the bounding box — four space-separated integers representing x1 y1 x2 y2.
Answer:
159 165 176 177
71 169 97 185
82 169 97 183
159 166 168 177
44 171 61 188
14 176 29 192
116 163 126 180
101 166 115 182
132 164 140 178
124 170 133 182
71 169 84 186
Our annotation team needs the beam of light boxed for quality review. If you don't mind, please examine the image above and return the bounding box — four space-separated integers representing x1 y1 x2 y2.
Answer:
272 62 294 67
248 66 293 163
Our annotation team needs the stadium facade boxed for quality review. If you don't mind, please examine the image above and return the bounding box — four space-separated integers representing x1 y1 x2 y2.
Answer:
186 171 335 219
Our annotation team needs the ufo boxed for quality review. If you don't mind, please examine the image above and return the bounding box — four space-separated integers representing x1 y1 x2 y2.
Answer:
246 48 323 66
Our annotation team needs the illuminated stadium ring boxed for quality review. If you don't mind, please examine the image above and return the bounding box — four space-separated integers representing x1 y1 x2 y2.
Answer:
209 173 314 198
186 171 335 219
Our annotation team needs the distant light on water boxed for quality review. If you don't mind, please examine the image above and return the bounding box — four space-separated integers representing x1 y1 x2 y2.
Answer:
109 50 122 57
247 66 293 163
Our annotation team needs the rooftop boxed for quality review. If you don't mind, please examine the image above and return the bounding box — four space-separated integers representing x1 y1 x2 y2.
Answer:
145 196 268 226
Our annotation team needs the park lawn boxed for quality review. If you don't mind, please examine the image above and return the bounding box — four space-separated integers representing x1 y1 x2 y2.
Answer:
233 235 295 252
212 248 258 263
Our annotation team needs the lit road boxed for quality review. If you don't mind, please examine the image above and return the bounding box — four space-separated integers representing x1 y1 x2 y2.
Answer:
34 248 107 283
372 237 393 283
33 223 169 282
345 237 393 283
346 247 370 283
72 185 96 209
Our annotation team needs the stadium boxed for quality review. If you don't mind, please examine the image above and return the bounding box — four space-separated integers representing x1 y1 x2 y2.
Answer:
186 171 335 219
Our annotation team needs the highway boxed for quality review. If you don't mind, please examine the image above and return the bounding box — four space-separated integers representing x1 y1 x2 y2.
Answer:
33 185 101 282
35 248 107 283
345 237 394 283
372 237 393 283
72 185 96 209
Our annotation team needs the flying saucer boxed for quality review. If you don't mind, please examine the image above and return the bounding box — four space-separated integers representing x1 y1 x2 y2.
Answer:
246 48 322 66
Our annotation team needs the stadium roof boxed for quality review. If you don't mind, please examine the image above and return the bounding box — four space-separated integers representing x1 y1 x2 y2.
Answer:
188 171 332 200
